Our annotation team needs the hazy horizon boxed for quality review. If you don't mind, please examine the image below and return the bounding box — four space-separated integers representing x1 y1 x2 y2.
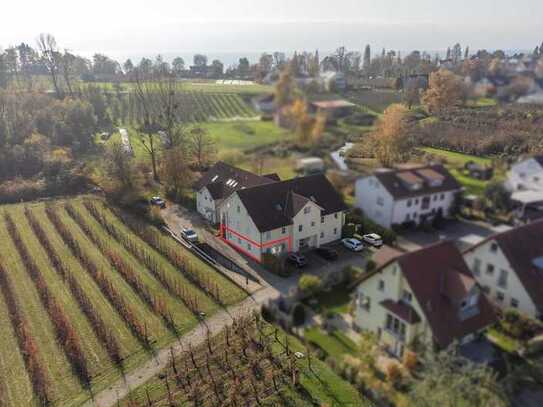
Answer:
2 0 542 63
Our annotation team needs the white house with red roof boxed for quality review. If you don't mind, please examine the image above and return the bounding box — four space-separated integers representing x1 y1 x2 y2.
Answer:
354 241 496 357
463 220 543 318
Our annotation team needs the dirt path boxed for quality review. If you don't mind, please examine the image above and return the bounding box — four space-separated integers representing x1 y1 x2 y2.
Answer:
84 287 278 407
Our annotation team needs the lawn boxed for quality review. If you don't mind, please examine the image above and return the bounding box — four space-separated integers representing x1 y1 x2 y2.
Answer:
201 120 293 152
0 198 247 406
422 147 492 167
421 147 499 196
305 327 358 358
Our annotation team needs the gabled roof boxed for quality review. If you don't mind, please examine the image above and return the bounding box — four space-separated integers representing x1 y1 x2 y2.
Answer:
193 162 275 200
399 241 495 347
464 219 543 312
372 241 496 348
235 174 348 232
373 164 462 200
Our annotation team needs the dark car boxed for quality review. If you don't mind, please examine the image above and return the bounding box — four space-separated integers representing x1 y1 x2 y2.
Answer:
150 196 166 209
315 247 338 261
287 252 308 268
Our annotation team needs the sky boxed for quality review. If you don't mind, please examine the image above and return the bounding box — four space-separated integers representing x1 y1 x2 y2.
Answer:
2 0 542 62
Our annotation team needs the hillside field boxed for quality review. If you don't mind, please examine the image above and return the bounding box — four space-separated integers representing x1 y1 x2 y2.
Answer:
0 197 246 406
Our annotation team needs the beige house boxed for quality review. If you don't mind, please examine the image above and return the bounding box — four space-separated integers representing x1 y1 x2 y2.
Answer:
354 241 496 357
463 220 543 319
219 174 347 262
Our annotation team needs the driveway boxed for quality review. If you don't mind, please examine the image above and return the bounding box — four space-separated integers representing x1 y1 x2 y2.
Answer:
302 242 369 281
396 219 499 252
161 203 298 296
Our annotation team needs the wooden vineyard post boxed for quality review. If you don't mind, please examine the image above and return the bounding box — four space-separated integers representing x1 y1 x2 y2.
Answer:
145 388 152 407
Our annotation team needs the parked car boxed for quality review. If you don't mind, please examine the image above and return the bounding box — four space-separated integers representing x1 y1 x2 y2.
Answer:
287 252 308 268
150 196 166 209
342 238 364 252
181 228 198 243
315 247 339 261
362 233 383 248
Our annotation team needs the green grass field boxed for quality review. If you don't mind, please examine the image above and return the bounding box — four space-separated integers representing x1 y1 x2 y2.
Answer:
305 328 358 359
421 147 499 196
0 197 246 406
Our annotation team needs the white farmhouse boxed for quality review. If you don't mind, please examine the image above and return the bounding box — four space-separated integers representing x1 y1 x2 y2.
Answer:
354 241 496 357
508 155 543 192
463 220 543 319
355 165 462 228
193 162 279 224
218 174 347 262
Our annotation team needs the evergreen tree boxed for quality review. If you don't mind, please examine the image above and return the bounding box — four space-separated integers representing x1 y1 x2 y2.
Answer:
363 44 371 71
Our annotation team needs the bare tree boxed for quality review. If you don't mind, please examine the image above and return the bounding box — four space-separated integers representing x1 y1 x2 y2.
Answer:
37 33 63 98
188 127 216 170
133 68 161 181
61 51 76 98
106 141 138 191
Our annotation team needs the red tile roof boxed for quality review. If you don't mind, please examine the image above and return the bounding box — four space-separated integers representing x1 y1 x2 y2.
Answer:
464 219 543 313
397 241 496 348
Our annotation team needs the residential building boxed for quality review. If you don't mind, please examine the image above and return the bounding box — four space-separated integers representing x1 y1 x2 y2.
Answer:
354 241 496 357
507 155 543 192
193 161 278 223
355 165 462 228
463 220 543 319
308 99 356 119
219 174 347 262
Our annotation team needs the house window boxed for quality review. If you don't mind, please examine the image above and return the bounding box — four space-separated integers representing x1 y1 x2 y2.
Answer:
247 242 251 251
490 243 498 253
238 237 242 244
320 231 324 239
334 213 338 219
415 199 419 205
433 195 438 201
498 269 508 289
402 290 412 303
298 225 303 232
282 226 286 234
311 221 315 227
236 205 240 213
483 285 490 294
378 280 385 291
496 291 505 303
386 314 406 341
405 214 411 222
486 264 495 275
511 298 519 308
360 295 371 311
333 228 337 235
473 258 481 276
407 199 412 207
304 207 311 215
377 197 384 206
440 194 445 200
321 216 325 224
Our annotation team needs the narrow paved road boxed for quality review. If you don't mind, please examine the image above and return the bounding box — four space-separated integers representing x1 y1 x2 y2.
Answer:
85 286 279 407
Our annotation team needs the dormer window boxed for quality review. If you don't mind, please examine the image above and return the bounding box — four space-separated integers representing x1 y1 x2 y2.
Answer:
304 207 311 214
490 243 498 253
